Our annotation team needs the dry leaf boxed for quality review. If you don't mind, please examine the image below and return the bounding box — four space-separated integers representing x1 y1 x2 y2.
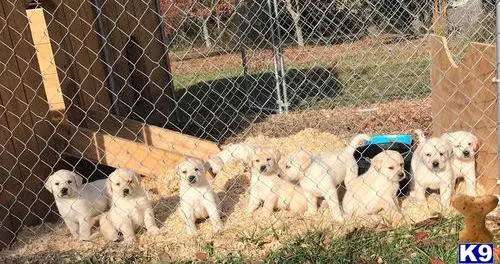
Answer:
414 231 429 245
430 258 444 264
376 224 391 233
195 251 208 261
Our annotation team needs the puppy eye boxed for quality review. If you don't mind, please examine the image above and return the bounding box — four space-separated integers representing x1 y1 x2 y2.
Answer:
55 182 59 186
439 152 444 156
182 170 187 174
127 180 132 184
67 180 72 184
399 163 403 166
455 145 460 148
425 153 431 157
468 142 472 146
285 165 291 169
194 168 199 172
255 159 260 162
116 182 120 186
388 166 394 170
266 158 271 161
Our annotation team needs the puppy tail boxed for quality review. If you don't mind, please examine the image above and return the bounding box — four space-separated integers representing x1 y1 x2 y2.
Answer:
414 129 426 144
347 133 371 154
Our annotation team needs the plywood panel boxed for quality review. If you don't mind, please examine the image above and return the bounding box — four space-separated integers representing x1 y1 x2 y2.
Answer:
0 1 58 248
428 35 498 193
55 123 184 177
86 111 220 160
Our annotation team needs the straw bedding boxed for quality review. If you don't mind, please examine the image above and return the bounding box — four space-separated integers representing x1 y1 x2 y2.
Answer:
0 98 492 263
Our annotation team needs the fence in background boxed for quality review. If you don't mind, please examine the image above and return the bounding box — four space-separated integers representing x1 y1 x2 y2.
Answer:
0 0 498 257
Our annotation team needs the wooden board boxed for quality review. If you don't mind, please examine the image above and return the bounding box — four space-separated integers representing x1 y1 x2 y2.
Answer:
85 111 221 160
55 123 185 177
428 34 498 194
27 8 65 113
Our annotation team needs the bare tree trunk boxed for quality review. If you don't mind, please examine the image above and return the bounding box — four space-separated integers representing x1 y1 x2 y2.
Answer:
285 0 304 46
202 18 212 48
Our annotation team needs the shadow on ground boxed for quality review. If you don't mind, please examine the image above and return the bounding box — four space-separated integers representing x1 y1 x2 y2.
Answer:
173 66 344 142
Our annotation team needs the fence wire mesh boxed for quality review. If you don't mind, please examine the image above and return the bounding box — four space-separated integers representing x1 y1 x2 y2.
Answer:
0 0 498 262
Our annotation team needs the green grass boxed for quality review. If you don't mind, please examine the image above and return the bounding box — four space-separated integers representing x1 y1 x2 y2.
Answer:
197 216 463 264
171 44 431 112
59 215 500 263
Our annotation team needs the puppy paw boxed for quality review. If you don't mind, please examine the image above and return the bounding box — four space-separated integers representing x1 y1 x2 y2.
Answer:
123 238 136 244
147 226 161 236
213 224 224 233
331 215 345 223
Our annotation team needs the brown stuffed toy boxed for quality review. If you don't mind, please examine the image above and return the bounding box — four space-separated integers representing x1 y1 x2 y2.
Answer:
451 194 499 243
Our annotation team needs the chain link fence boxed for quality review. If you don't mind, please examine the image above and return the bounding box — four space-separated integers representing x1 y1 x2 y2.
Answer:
0 0 498 262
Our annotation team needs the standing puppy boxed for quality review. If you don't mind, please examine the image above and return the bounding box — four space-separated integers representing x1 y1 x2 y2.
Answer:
99 169 160 242
441 131 478 196
411 130 454 208
342 150 405 217
207 143 257 174
282 134 370 222
44 170 108 241
178 157 223 235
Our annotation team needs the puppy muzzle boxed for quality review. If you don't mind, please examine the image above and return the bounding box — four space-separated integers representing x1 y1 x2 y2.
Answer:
462 150 473 159
432 161 440 169
397 172 405 180
188 175 197 184
60 187 68 196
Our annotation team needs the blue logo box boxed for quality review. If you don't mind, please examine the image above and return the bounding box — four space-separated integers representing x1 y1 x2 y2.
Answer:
458 243 494 264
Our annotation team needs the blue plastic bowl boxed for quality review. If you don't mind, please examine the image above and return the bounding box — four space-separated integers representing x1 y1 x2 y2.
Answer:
365 134 413 145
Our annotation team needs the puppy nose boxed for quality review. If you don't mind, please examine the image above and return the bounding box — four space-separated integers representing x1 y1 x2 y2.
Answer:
260 165 267 172
398 172 404 178
432 161 439 168
188 175 196 183
61 187 68 194
463 150 470 156
123 188 129 195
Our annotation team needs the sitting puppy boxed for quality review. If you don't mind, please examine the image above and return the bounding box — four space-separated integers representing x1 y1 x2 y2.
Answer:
248 147 307 217
411 129 454 208
441 131 478 196
207 143 256 174
44 169 108 241
99 168 160 242
282 133 370 222
342 150 405 217
178 157 223 235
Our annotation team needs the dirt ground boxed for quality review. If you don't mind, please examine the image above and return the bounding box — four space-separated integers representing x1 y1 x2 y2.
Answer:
0 98 495 263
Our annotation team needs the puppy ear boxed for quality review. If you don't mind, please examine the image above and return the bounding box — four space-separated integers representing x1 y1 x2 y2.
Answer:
371 154 383 172
472 134 479 150
73 172 83 189
272 148 281 162
105 178 113 195
44 174 54 193
294 152 312 170
132 171 141 184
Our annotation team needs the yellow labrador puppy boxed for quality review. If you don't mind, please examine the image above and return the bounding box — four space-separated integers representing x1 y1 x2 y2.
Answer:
282 133 370 222
207 143 256 174
247 147 307 217
342 150 405 218
441 131 479 195
99 169 160 242
178 157 223 235
44 170 108 241
411 129 454 208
